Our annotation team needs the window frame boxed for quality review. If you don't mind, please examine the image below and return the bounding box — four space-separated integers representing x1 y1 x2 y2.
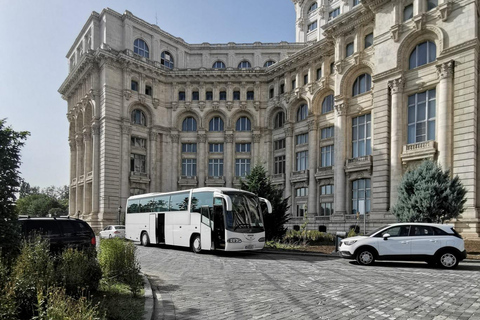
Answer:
409 41 437 70
181 158 197 177
322 94 334 114
133 39 149 58
131 109 146 126
236 117 252 131
352 113 372 158
238 61 252 69
212 61 226 69
161 51 174 69
296 104 308 122
209 117 224 132
407 89 436 144
182 117 197 132
352 73 372 97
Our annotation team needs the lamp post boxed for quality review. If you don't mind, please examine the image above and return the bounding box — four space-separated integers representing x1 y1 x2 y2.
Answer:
117 206 122 225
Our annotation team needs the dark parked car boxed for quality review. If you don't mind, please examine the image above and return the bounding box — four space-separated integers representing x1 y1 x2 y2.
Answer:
19 217 96 252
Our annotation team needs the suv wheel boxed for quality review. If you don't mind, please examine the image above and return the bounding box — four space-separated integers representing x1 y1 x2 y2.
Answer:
141 232 150 247
438 251 459 269
356 248 375 266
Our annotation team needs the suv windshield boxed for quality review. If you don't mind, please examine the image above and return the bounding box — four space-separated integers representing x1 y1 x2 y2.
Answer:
224 192 264 232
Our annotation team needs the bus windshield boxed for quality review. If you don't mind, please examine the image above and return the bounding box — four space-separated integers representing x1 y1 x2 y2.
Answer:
224 192 264 232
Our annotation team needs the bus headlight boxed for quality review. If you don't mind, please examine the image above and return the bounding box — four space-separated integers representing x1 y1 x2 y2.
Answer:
227 238 242 243
258 237 265 242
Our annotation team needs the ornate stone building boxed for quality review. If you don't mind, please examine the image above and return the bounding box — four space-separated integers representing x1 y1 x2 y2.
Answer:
59 0 480 237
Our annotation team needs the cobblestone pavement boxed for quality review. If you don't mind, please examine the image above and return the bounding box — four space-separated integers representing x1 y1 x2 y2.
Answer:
136 245 480 320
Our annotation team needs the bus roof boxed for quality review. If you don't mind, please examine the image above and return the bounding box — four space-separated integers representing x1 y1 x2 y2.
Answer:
126 187 256 201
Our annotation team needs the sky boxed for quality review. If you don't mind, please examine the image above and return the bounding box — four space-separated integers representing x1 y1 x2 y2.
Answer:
0 0 296 189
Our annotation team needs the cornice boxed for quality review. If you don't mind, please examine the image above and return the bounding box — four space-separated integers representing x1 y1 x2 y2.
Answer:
58 52 96 98
361 0 393 13
322 6 375 39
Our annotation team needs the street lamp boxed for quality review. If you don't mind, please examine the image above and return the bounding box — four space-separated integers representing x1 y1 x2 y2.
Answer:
117 206 122 225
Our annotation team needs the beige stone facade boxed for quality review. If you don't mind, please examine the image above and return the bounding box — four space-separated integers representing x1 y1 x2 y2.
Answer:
59 0 480 237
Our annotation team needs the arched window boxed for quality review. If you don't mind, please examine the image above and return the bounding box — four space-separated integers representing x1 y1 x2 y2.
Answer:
182 117 197 131
238 61 251 69
296 104 308 122
352 74 372 96
236 117 251 131
364 33 373 49
274 112 285 129
131 109 146 126
346 42 354 58
161 51 174 69
322 95 334 114
409 41 436 69
212 61 226 69
134 39 149 58
209 117 224 131
308 2 318 13
264 60 276 67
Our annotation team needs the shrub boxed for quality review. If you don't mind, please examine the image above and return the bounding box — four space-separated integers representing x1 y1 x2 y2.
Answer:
57 248 102 296
0 257 16 320
283 230 334 245
35 287 104 320
98 239 143 296
347 228 358 238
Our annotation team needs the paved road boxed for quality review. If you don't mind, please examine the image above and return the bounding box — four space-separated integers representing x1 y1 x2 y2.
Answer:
136 244 480 320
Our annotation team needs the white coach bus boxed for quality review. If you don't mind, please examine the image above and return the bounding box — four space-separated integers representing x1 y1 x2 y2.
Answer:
125 187 272 252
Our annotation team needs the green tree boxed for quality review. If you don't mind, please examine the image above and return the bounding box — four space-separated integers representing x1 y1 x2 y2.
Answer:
240 164 290 240
393 160 467 223
16 194 63 217
18 181 39 199
0 119 30 257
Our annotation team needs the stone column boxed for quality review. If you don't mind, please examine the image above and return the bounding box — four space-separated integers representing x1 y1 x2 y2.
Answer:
91 121 100 214
120 123 131 209
170 133 179 189
198 133 206 187
284 125 293 205
307 119 318 217
69 139 76 216
334 103 347 215
436 60 454 171
75 134 83 216
83 129 92 216
149 130 158 192
252 133 261 165
388 77 404 207
225 133 233 187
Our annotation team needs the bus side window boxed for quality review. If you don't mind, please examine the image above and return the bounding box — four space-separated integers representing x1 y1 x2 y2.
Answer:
153 195 169 212
127 199 140 213
200 205 210 226
170 192 190 211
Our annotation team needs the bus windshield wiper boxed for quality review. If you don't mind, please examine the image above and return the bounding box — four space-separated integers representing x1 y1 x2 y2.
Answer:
234 223 251 231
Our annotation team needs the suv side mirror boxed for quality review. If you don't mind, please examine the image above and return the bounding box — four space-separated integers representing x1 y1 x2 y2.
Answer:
383 233 390 240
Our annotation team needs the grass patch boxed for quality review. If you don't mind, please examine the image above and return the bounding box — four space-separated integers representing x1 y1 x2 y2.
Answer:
92 281 144 320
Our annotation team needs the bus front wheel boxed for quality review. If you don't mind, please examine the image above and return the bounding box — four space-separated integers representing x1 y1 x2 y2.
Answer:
141 232 150 246
191 234 201 253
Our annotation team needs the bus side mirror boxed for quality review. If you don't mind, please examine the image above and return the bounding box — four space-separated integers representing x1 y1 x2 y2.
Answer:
259 198 272 214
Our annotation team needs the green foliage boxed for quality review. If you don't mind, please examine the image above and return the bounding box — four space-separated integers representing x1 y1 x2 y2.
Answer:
240 164 290 240
283 229 335 245
347 228 358 238
98 239 143 296
16 194 64 217
35 287 104 320
92 282 144 320
57 248 102 296
18 181 39 199
0 119 29 259
393 160 467 223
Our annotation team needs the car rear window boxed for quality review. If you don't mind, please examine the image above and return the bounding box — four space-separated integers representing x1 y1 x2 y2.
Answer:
433 227 449 235
22 220 61 236
116 226 125 230
57 220 75 236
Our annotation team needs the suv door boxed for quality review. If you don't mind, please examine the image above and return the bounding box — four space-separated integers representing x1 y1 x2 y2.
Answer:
376 225 412 257
410 225 443 256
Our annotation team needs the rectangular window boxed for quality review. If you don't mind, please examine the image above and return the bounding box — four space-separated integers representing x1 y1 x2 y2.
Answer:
352 114 372 158
131 80 138 91
304 74 308 85
269 88 274 99
296 133 309 145
296 187 308 197
346 42 354 58
291 79 296 90
131 137 146 148
219 91 227 100
208 159 224 177
407 89 436 144
235 159 251 177
233 91 240 100
209 143 224 153
321 145 334 167
280 83 285 94
316 68 322 80
296 150 308 171
274 139 286 150
321 126 334 139
329 7 340 20
330 62 335 75
247 91 254 100
352 179 371 215
181 143 197 153
274 155 286 174
319 203 334 216
145 85 152 96
365 33 374 49
321 184 334 195
192 91 199 101
182 159 197 177
235 143 251 152
130 154 146 173
179 91 185 101
308 21 317 32
404 4 413 21
296 204 306 217
206 91 213 101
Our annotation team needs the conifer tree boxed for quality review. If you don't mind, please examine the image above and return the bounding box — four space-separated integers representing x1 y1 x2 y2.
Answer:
393 160 467 223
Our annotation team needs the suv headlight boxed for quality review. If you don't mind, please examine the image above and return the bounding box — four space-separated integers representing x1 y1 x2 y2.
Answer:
342 240 358 246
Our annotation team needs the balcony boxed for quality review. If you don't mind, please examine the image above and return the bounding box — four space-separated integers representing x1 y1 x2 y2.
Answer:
345 155 372 173
315 166 334 180
86 171 93 182
205 176 225 187
130 171 150 184
401 141 436 164
271 173 285 185
178 175 197 187
290 170 308 183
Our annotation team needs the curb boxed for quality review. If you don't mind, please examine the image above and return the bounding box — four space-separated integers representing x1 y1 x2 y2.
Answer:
142 273 154 320
260 249 341 258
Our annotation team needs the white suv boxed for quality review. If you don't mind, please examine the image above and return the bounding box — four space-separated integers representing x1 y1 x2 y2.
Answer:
339 223 466 268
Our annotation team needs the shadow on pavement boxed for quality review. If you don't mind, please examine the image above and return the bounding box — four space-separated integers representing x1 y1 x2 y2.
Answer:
348 260 480 271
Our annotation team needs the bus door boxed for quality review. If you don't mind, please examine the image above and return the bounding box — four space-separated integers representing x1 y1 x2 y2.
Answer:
200 206 212 250
213 198 226 249
149 213 157 244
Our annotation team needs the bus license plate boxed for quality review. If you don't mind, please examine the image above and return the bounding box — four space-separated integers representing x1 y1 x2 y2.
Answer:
244 245 254 250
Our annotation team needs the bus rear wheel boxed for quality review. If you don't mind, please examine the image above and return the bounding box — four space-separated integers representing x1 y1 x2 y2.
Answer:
191 234 201 253
141 232 150 247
